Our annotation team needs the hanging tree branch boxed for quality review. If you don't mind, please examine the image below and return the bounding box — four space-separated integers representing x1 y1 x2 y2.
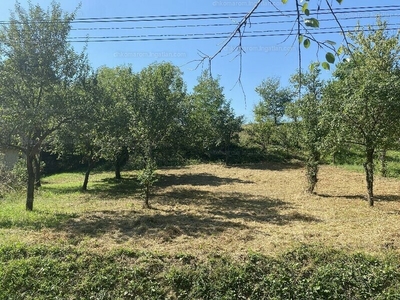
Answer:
189 0 347 93
200 0 264 66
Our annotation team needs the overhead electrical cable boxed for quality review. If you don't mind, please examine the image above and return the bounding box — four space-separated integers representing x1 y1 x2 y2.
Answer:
1 5 399 43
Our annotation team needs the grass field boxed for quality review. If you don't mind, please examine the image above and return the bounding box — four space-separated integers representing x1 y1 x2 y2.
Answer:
1 162 400 298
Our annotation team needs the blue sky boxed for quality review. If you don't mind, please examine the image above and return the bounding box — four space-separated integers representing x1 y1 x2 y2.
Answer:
1 0 399 122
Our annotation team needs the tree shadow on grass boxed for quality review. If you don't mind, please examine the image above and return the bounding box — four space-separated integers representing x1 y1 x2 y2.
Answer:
316 193 400 203
53 187 320 244
233 161 304 171
158 188 321 226
91 176 141 199
0 210 77 230
43 171 253 201
61 210 247 243
42 176 140 200
316 193 365 201
156 173 254 188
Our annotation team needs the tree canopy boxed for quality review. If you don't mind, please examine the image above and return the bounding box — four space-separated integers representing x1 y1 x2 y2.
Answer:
0 2 90 210
323 19 400 206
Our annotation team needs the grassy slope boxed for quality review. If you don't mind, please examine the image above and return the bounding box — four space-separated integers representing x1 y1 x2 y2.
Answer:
1 163 400 298
336 150 400 178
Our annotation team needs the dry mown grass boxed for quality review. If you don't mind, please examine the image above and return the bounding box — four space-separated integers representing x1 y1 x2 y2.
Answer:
3 162 400 257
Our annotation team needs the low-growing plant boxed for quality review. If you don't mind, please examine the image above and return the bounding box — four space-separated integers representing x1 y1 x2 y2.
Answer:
0 157 26 198
1 244 400 299
137 159 158 208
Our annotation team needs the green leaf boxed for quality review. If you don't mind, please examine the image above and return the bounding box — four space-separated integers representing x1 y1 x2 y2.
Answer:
304 9 310 16
337 45 344 55
302 2 309 13
303 38 311 49
281 0 288 4
321 62 330 70
325 40 336 46
326 52 335 64
336 0 343 4
304 18 320 28
298 34 304 44
309 62 320 71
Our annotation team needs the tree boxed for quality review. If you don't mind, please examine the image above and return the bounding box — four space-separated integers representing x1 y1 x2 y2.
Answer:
185 71 243 162
245 121 274 153
0 2 89 210
255 77 293 126
290 64 326 193
49 74 104 191
215 102 244 165
323 19 400 206
251 77 293 154
188 71 226 154
96 66 138 180
132 62 186 208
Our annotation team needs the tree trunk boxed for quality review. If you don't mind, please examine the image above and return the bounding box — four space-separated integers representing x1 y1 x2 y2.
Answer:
82 159 94 191
363 148 375 206
26 155 35 211
115 147 129 179
144 183 150 208
115 162 122 180
380 147 387 177
306 151 320 194
225 137 230 166
33 153 41 188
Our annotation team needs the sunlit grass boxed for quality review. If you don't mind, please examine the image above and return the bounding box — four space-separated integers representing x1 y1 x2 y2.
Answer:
0 162 399 257
337 150 400 179
1 162 400 298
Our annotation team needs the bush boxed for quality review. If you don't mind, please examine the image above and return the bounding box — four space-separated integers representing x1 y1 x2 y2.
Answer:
0 157 26 198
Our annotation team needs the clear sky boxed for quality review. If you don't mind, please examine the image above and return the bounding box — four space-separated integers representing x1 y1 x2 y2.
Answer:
1 0 399 122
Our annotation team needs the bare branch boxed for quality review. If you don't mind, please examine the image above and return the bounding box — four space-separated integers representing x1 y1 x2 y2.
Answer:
208 0 263 62
325 0 353 56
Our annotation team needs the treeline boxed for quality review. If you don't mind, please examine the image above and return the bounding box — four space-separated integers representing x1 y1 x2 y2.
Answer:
0 2 248 210
1 2 400 210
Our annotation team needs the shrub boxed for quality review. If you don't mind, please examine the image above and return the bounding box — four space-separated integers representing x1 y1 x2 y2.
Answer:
0 157 26 198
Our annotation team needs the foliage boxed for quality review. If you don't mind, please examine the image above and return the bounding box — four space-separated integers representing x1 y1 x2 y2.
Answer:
130 62 186 205
254 77 293 126
137 158 158 208
0 157 26 198
290 64 326 193
185 71 243 163
48 73 106 191
323 19 400 206
96 66 138 178
1 244 399 299
0 2 90 210
249 77 297 156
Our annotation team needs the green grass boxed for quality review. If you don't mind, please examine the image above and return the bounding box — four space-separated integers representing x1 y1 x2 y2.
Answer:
335 150 400 179
2 167 400 298
0 170 140 247
0 243 399 299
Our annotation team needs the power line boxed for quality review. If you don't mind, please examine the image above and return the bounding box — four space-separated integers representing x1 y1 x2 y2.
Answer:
67 24 400 43
67 5 400 43
53 5 400 23
2 4 400 44
69 13 400 33
1 5 399 25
